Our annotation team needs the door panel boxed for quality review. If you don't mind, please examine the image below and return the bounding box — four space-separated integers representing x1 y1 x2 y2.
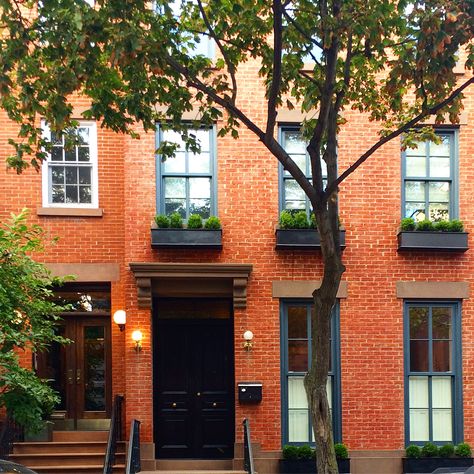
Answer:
154 315 234 459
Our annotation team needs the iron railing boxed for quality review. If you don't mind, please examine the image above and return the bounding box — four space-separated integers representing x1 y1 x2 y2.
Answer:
0 415 23 459
125 419 141 474
243 418 255 474
103 394 124 474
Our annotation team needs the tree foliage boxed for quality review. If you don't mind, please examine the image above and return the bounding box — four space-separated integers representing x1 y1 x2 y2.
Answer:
0 210 68 432
0 0 473 471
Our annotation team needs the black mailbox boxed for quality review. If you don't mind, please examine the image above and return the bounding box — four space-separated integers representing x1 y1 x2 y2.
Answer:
238 382 262 403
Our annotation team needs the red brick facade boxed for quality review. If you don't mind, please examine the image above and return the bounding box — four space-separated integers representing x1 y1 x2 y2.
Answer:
1 53 473 472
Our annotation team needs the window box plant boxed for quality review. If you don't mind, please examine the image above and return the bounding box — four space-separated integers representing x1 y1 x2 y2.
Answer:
151 213 222 249
397 218 468 252
279 444 350 473
403 442 474 473
276 211 346 250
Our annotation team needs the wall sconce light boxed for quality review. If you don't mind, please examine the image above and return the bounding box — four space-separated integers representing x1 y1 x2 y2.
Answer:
113 310 126 332
131 330 143 352
243 330 254 351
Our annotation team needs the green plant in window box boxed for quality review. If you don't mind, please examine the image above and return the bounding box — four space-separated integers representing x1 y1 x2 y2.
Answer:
421 442 439 457
401 217 416 231
282 445 299 461
334 443 349 459
434 220 451 232
169 212 183 229
448 219 464 232
279 210 295 229
187 214 203 229
298 445 315 460
204 216 221 230
405 445 422 459
310 212 317 229
154 214 170 228
416 219 435 231
293 211 310 229
438 444 455 458
455 442 472 458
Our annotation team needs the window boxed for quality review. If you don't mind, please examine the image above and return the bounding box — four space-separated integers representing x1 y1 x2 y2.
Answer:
404 302 463 444
42 122 98 208
156 127 216 219
279 126 327 215
402 131 457 222
281 301 341 444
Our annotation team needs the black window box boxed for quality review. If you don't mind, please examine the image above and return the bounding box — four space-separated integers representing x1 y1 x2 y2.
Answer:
151 229 222 249
403 457 473 473
397 231 468 252
279 458 350 473
275 229 346 250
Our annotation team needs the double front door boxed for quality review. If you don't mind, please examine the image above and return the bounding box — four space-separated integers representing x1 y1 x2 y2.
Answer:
154 318 234 459
36 315 111 430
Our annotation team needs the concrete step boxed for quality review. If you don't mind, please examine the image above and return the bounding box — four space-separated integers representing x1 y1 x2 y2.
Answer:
13 441 125 454
52 430 109 442
9 452 125 467
141 471 247 474
27 464 124 474
154 460 234 470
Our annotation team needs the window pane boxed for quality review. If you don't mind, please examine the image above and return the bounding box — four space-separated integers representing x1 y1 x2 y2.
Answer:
51 132 62 146
410 409 429 441
288 377 307 408
406 155 426 177
51 147 63 161
284 132 306 154
285 200 306 211
77 127 90 145
65 148 76 162
430 157 450 178
285 180 305 200
79 167 91 185
189 178 211 199
52 185 65 203
164 199 185 217
189 199 210 218
65 167 78 185
410 340 428 372
189 35 213 58
162 130 185 151
406 141 427 156
430 136 450 157
433 341 451 372
78 147 90 162
288 410 309 442
405 181 425 201
405 202 426 221
410 307 429 338
163 152 186 173
429 203 449 222
429 182 449 202
164 177 186 198
409 376 428 408
433 409 452 442
285 154 306 175
79 186 92 203
326 377 332 410
193 129 210 152
189 151 211 173
51 167 64 185
288 306 307 339
288 341 308 372
432 308 452 339
432 377 452 408
65 185 78 203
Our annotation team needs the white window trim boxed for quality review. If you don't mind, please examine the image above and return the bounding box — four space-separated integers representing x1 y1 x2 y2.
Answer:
41 121 99 209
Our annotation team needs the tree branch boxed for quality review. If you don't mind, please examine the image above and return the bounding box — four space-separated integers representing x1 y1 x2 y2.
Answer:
265 0 283 142
195 0 238 104
325 76 474 198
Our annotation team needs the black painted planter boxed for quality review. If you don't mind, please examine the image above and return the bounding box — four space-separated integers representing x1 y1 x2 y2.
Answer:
151 228 222 249
275 229 346 250
403 456 474 473
397 231 468 252
279 458 350 473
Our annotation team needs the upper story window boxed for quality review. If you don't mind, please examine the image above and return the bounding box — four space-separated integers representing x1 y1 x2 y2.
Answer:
402 132 457 222
156 127 216 219
281 301 341 444
404 302 463 444
279 126 327 216
41 122 98 208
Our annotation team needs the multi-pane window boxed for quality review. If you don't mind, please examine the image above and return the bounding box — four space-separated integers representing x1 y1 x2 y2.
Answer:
405 302 462 444
42 122 98 207
402 132 456 222
281 302 341 444
157 128 216 219
279 127 327 215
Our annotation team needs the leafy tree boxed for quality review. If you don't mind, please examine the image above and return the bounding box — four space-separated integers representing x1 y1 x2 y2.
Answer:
0 0 473 471
0 210 68 433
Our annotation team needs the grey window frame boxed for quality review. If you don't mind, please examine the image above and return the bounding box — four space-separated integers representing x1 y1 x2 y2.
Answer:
280 300 342 445
401 130 459 221
155 125 218 219
403 300 463 445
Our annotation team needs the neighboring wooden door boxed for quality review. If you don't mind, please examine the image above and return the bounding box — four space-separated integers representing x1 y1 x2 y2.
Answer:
36 316 111 429
154 319 234 459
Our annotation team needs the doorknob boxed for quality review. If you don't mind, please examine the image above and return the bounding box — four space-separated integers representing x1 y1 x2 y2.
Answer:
76 369 81 384
172 402 177 408
196 392 201 397
67 369 74 385
212 402 217 407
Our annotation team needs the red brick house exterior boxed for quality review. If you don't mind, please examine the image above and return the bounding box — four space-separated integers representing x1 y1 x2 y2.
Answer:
1 50 473 473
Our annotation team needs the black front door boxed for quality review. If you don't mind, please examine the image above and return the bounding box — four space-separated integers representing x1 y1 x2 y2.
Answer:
153 299 234 459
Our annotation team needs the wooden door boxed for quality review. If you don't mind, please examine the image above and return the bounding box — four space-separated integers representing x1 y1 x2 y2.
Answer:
154 319 234 459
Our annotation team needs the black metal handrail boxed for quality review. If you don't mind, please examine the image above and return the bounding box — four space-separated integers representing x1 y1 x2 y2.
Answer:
243 418 255 474
125 419 141 474
103 394 124 474
0 415 23 459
